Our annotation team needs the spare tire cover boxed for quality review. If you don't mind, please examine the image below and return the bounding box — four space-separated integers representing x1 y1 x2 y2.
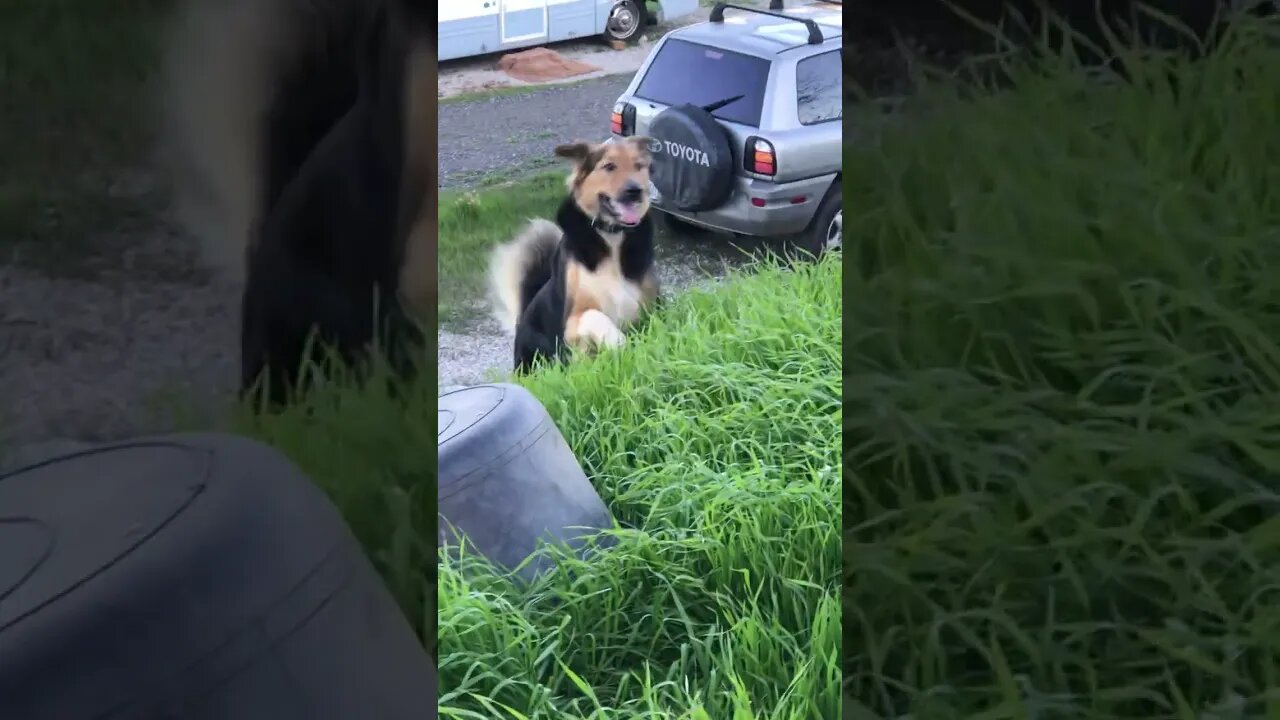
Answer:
648 103 735 212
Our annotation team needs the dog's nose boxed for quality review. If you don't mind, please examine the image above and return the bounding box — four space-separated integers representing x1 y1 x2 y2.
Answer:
620 182 644 203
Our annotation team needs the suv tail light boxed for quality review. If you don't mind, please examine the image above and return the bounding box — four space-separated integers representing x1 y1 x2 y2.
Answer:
745 136 776 176
611 102 636 136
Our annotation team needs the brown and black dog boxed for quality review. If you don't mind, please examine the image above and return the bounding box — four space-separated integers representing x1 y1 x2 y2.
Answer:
489 137 661 373
162 0 434 408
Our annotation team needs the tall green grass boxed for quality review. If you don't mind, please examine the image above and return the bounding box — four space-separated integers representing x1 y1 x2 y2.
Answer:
439 257 842 718
843 11 1280 717
232 255 841 717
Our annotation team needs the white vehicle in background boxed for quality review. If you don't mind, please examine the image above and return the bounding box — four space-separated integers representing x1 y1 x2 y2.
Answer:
439 0 699 62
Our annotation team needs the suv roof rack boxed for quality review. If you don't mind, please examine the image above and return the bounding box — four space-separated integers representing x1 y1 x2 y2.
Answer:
708 2 825 45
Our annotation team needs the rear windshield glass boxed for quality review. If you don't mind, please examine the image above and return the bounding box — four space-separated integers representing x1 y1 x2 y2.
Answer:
633 39 771 127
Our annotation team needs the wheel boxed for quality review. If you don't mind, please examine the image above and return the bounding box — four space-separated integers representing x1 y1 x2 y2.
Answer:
791 185 843 261
604 0 646 43
438 383 616 583
649 103 736 212
0 433 434 718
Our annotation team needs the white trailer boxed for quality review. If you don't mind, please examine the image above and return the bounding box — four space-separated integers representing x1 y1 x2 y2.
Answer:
439 0 700 62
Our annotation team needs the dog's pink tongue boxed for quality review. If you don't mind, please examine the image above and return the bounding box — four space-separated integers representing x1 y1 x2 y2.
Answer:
618 204 642 225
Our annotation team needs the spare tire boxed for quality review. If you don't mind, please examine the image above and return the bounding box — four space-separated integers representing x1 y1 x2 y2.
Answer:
438 383 615 583
648 103 735 212
0 433 435 720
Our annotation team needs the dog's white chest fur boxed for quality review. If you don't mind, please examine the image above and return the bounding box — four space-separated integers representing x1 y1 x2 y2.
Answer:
578 253 643 327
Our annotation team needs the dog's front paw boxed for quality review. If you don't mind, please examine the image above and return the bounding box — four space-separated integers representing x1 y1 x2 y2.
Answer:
578 309 626 350
599 324 625 348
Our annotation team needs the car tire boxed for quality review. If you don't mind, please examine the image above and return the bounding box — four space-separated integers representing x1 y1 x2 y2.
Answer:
604 0 646 43
791 184 843 261
0 433 436 718
438 384 616 584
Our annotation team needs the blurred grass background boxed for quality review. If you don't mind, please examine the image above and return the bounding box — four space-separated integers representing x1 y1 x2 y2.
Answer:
842 6 1280 716
0 0 172 269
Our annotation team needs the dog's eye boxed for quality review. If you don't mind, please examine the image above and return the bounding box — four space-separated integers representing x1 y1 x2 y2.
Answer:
601 162 617 172
635 162 648 171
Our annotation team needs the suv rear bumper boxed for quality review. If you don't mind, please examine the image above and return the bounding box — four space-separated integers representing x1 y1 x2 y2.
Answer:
652 172 837 237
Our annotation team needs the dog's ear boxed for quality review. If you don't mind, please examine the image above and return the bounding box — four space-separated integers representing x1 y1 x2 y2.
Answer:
554 142 594 165
627 136 655 159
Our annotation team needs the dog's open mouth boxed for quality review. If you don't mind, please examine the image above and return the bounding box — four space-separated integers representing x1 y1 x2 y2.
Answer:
599 193 645 227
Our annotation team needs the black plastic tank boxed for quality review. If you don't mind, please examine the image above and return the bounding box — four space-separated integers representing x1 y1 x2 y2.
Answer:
0 433 436 720
437 383 615 582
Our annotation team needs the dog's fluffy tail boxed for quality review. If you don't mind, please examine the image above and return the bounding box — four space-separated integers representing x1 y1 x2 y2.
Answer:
159 0 368 282
488 218 561 333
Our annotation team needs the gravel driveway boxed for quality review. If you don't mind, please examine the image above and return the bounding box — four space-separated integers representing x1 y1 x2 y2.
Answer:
0 228 238 450
438 75 631 188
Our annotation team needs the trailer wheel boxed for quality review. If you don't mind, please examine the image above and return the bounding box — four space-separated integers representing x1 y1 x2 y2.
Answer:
605 0 646 43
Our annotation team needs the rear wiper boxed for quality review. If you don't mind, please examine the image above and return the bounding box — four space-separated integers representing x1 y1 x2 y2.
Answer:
701 94 744 112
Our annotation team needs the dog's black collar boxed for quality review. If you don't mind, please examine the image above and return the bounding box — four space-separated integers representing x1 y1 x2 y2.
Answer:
592 216 627 234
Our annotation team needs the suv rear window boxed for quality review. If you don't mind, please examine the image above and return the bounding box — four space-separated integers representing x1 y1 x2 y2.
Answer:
633 39 770 127
796 50 841 125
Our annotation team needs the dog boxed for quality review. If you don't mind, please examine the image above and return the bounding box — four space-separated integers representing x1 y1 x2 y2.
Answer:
489 138 662 373
162 0 434 408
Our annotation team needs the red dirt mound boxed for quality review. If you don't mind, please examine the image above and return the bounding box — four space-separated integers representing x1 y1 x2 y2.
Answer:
496 47 601 83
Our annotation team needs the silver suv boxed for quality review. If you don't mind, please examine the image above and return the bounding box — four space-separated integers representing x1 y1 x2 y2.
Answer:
609 1 842 257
